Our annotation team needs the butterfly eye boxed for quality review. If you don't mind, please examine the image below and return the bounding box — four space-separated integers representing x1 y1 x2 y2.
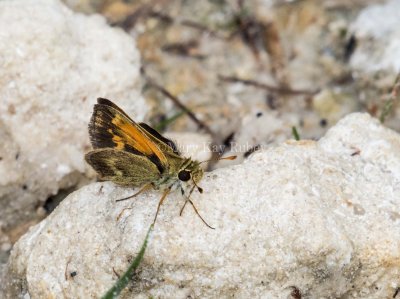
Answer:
178 170 191 182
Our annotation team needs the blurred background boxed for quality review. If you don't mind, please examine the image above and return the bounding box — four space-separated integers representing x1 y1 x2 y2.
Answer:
67 0 400 152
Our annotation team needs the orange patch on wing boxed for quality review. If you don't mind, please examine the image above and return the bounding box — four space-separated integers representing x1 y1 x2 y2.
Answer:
110 115 167 164
109 131 125 150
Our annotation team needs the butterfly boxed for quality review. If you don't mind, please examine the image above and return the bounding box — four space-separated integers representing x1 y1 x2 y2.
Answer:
85 98 225 228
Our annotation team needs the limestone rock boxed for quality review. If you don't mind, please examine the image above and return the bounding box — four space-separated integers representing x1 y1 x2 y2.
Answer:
350 0 400 75
0 0 147 237
3 113 400 298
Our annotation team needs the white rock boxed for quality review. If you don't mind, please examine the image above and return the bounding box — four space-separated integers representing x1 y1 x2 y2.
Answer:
350 0 400 74
218 110 327 167
0 0 147 232
3 113 400 298
219 111 295 167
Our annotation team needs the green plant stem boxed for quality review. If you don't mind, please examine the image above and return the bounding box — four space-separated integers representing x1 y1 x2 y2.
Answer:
102 224 154 299
154 110 186 132
292 126 300 141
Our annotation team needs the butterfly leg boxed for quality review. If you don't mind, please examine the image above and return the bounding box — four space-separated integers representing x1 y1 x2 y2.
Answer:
116 207 132 221
179 200 188 216
153 187 171 225
179 185 195 216
180 185 214 229
116 183 153 202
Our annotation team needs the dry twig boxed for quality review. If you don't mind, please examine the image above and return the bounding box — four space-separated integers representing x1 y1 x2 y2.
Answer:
219 75 319 96
146 79 215 137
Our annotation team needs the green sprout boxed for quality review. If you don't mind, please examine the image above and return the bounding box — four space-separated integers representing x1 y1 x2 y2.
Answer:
102 224 154 299
292 126 301 141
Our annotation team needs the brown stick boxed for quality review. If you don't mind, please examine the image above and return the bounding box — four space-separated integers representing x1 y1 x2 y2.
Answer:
146 80 215 137
148 11 225 39
218 75 319 96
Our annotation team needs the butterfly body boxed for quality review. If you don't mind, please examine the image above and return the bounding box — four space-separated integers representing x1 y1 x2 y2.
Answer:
85 98 203 204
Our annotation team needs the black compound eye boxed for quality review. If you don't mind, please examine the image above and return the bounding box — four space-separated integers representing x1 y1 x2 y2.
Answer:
178 170 191 182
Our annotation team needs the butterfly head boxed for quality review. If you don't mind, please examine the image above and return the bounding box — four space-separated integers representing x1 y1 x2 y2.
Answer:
177 160 203 186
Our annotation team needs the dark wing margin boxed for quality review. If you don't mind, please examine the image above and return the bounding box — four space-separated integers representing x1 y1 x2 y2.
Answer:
97 98 134 121
139 122 180 155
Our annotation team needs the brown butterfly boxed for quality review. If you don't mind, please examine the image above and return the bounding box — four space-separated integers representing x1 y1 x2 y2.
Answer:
85 98 234 228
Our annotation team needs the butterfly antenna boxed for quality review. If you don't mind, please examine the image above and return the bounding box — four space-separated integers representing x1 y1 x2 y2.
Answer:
199 155 237 165
192 178 203 193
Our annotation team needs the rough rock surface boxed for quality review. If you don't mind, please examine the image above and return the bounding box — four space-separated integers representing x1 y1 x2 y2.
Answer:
3 113 400 299
350 0 400 74
220 111 324 167
0 0 147 239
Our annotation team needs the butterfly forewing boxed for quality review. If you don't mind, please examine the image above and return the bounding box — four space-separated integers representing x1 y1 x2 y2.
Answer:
97 98 135 122
139 122 180 155
88 98 168 173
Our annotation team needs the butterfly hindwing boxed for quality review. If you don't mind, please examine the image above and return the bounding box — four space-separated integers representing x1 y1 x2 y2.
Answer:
88 98 168 173
85 149 160 186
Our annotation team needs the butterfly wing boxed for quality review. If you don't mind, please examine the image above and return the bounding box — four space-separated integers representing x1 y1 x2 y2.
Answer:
88 98 168 173
96 98 135 122
138 122 180 155
85 149 160 186
96 98 180 155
